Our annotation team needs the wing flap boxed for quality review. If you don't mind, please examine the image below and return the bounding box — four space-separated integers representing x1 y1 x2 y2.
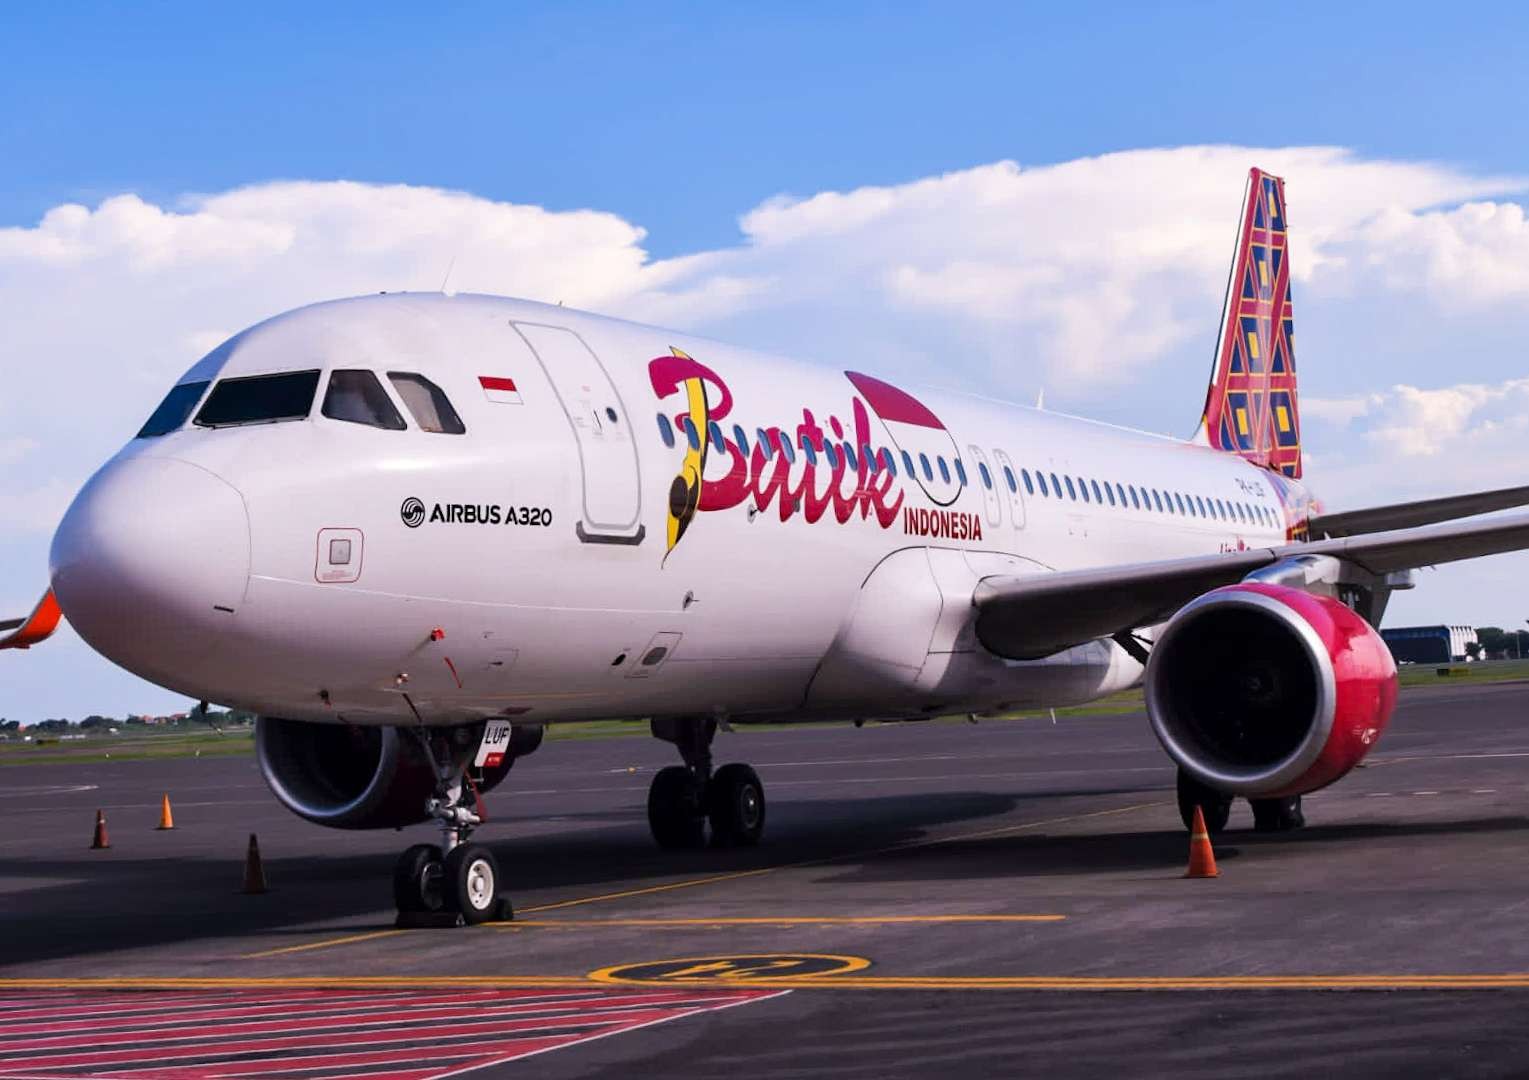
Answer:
0 590 62 651
975 511 1529 660
1309 483 1529 539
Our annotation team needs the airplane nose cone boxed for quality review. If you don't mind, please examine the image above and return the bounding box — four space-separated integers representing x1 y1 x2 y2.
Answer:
51 457 250 685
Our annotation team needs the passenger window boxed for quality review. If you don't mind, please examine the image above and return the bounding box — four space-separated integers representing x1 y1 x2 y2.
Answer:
979 462 993 489
658 413 676 448
1037 472 1049 497
1115 483 1127 506
1129 487 1141 510
733 424 750 456
1174 493 1187 515
1051 472 1063 498
862 444 875 472
1091 479 1103 503
881 448 898 476
1016 468 1029 495
1152 490 1164 513
921 454 934 481
844 443 859 472
824 441 840 468
1194 496 1206 518
902 450 916 476
799 433 818 465
387 373 465 434
682 416 701 451
322 370 406 430
1064 476 1077 500
757 428 773 459
1078 478 1091 503
777 431 796 464
138 380 210 438
195 370 321 428
954 459 968 485
1104 483 1116 507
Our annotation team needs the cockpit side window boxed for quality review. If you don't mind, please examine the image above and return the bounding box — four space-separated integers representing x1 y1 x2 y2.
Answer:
195 371 320 428
137 381 210 438
322 370 406 430
387 372 466 434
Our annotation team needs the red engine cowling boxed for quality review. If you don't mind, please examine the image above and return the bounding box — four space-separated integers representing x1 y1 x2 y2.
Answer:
1145 583 1398 798
255 718 539 829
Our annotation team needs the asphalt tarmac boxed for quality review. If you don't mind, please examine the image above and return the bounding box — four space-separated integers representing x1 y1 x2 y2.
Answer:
6 680 1529 1077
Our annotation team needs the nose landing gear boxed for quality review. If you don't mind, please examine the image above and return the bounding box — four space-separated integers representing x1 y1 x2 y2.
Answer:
647 718 766 849
393 729 510 927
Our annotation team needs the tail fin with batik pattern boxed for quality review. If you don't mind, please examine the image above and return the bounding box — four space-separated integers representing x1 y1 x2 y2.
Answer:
1194 168 1302 479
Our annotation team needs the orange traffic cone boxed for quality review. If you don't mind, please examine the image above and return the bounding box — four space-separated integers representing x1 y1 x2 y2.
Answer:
1185 805 1219 878
90 809 110 850
155 793 175 831
241 833 267 894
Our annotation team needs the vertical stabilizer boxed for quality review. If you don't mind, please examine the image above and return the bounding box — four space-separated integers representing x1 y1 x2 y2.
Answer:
1196 168 1302 478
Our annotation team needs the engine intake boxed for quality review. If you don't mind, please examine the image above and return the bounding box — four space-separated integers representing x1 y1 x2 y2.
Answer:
255 718 533 829
1145 583 1397 797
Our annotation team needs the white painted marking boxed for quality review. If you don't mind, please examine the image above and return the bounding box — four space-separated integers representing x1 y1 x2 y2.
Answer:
1365 792 1393 798
1413 790 1440 796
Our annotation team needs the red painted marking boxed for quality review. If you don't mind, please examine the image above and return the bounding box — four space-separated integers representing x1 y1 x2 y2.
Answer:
478 376 518 393
844 371 944 429
0 989 781 1080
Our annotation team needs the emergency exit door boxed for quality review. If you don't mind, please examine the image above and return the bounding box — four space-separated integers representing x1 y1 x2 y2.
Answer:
511 322 645 544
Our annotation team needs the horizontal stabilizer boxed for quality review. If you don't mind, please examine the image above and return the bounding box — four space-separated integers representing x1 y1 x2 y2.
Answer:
1309 483 1529 539
0 590 62 651
975 511 1529 660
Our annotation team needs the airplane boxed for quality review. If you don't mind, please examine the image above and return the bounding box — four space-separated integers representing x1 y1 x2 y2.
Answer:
9 167 1529 925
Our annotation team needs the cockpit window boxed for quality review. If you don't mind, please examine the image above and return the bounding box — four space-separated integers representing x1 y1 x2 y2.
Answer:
195 371 320 428
387 372 466 434
137 381 209 438
322 370 406 430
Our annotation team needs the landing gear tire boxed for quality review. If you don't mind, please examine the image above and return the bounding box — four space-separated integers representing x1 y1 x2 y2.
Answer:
1176 768 1233 834
392 843 444 913
1250 795 1305 832
648 765 706 849
443 843 501 925
707 763 766 847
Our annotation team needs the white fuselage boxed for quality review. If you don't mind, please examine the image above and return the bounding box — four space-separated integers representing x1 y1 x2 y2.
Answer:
50 293 1313 728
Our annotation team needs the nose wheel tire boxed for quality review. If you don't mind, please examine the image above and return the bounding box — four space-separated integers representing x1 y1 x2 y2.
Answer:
648 765 706 849
707 763 766 847
443 843 501 924
1250 795 1305 832
393 843 445 913
1176 768 1233 834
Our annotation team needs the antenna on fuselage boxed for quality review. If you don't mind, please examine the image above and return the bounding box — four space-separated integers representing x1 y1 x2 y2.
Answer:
439 255 458 297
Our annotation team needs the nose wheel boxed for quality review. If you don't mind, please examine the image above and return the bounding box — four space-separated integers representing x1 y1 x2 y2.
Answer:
393 729 511 927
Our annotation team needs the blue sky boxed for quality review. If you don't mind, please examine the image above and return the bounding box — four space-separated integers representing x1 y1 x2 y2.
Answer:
4 3 1529 722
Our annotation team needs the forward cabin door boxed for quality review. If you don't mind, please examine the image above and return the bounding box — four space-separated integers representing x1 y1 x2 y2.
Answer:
511 322 645 544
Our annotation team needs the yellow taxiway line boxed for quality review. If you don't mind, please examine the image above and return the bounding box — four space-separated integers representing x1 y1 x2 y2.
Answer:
7 973 1529 992
497 915 1066 928
237 800 1158 959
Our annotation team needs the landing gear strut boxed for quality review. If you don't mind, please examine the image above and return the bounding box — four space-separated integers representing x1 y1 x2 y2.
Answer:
392 727 508 926
1250 795 1305 832
1176 768 1233 834
647 718 766 849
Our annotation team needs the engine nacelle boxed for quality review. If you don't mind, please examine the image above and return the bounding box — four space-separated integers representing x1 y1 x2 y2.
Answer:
1145 583 1398 798
255 718 537 829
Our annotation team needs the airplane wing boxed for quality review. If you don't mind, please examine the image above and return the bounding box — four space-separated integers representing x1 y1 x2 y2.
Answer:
0 590 62 651
974 512 1529 660
1308 482 1529 539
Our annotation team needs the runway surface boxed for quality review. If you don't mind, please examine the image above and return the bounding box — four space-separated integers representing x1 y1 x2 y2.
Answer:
6 680 1529 1076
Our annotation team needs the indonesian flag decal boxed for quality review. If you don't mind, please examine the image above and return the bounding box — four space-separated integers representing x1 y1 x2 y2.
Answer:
479 375 523 404
844 371 962 507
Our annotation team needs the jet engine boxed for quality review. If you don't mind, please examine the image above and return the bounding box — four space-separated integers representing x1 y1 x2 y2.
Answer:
255 718 540 829
1145 582 1398 798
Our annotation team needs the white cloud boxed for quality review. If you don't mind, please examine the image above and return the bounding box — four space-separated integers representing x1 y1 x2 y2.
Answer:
5 144 1529 717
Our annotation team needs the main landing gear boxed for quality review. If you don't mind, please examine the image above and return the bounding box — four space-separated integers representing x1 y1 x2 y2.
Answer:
393 728 510 927
647 717 766 849
1175 768 1304 835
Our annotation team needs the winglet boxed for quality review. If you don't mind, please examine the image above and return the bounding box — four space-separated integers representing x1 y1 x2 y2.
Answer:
0 590 62 651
